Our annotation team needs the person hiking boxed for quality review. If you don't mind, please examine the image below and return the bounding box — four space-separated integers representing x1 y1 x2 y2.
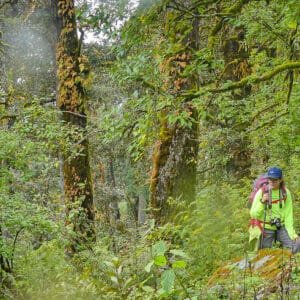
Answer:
249 167 300 253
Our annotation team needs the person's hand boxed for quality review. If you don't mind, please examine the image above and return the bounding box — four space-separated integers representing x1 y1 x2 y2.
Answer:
261 193 269 203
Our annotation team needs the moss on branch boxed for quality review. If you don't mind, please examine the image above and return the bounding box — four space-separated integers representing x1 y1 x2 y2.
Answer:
184 61 300 100
213 61 300 93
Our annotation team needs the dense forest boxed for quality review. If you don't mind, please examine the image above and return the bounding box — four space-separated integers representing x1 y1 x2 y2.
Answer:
0 0 300 299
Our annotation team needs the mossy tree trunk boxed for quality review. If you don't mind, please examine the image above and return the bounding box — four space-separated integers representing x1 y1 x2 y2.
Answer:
55 0 95 252
221 27 252 177
150 12 199 224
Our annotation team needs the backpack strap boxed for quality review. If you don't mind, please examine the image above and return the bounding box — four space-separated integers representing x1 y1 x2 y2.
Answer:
279 183 287 208
261 183 269 194
261 184 287 207
271 197 287 205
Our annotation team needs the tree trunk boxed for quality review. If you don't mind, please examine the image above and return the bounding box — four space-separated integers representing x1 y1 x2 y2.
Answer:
55 0 95 252
221 27 252 177
150 13 199 224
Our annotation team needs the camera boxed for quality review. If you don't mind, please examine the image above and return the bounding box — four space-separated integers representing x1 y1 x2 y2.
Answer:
270 217 281 229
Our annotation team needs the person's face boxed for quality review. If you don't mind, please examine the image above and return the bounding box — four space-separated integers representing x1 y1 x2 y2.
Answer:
268 178 282 190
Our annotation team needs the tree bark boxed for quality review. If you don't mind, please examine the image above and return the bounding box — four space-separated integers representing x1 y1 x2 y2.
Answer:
221 27 252 177
150 12 199 224
55 0 95 252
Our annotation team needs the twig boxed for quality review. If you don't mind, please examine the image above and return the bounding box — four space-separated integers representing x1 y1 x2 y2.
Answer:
10 227 24 271
60 110 87 119
231 102 278 130
216 58 241 86
258 19 286 43
247 110 288 133
250 103 278 122
166 4 197 18
198 165 215 174
286 71 294 106
135 77 168 96
122 120 138 138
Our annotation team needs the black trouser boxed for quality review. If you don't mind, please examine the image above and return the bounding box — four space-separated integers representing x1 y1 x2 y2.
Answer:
260 226 300 254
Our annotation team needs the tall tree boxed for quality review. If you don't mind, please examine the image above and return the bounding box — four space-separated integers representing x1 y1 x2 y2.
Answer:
221 26 252 177
150 5 199 224
55 0 95 251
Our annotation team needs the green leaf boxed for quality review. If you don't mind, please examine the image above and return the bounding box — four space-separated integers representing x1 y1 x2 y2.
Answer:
110 276 118 285
287 20 297 29
145 260 154 273
152 240 167 256
172 260 187 269
111 257 120 267
161 269 175 293
142 285 155 293
169 249 190 259
154 255 167 267
104 261 114 268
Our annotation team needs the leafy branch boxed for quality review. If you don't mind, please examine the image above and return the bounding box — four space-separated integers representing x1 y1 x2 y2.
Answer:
247 110 289 133
183 61 300 100
212 61 300 93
